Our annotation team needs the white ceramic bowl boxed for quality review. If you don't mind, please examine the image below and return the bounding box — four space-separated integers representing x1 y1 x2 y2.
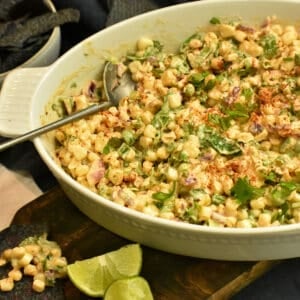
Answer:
1 0 300 261
0 0 61 85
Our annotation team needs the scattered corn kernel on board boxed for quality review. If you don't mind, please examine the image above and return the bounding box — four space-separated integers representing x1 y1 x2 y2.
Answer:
9 186 279 299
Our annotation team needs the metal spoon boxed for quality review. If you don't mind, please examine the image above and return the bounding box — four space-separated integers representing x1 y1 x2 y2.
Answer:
0 62 135 152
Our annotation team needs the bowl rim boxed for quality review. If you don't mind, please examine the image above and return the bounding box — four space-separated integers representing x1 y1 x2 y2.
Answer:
34 0 300 237
0 0 59 77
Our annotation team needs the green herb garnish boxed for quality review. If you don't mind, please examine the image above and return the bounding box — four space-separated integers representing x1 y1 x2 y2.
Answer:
260 34 278 59
103 137 123 154
270 181 299 206
205 132 242 155
212 194 226 204
264 171 280 184
295 53 300 66
152 182 176 209
210 17 221 25
179 33 203 53
231 177 264 205
151 100 171 129
188 71 209 87
208 113 231 131
122 129 136 146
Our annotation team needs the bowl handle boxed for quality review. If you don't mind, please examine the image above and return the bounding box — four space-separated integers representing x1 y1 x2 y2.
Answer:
0 67 49 137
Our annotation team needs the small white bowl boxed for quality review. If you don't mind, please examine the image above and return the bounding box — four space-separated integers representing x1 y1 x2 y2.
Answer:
1 0 300 261
0 0 61 85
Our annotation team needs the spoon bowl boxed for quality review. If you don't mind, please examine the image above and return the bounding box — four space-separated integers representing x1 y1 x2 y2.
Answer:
103 62 136 106
0 62 135 152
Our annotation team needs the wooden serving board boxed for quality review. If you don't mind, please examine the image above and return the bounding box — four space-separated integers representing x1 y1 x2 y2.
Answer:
10 186 279 299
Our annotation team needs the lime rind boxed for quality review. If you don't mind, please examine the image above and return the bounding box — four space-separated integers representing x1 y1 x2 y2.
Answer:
67 244 143 297
67 257 106 297
107 244 142 276
104 276 154 300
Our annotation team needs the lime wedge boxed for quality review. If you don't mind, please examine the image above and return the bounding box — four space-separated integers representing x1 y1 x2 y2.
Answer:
67 244 142 297
104 276 154 300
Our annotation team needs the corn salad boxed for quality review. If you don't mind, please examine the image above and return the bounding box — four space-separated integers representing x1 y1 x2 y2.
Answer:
0 234 67 293
53 16 300 228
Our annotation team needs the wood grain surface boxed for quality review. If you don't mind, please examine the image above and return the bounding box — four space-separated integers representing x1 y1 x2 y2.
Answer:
10 186 279 299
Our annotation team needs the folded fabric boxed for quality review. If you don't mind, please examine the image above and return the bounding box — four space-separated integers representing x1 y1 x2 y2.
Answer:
105 0 159 26
0 164 42 230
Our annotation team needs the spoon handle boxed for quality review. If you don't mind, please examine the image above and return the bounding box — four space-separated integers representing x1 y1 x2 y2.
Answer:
0 102 111 152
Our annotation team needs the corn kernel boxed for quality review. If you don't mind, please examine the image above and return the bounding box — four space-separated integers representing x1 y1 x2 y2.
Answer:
32 279 45 293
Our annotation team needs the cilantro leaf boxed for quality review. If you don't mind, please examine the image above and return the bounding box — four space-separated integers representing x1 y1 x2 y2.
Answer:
152 182 176 209
208 113 231 131
188 71 209 87
103 137 123 154
210 17 221 25
260 34 278 59
264 171 280 184
206 132 242 155
231 177 264 205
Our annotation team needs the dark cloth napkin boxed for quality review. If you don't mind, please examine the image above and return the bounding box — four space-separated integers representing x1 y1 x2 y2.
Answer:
52 0 191 52
1 1 300 299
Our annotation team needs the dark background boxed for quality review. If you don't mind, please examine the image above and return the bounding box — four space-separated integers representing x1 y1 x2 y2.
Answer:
1 1 300 299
